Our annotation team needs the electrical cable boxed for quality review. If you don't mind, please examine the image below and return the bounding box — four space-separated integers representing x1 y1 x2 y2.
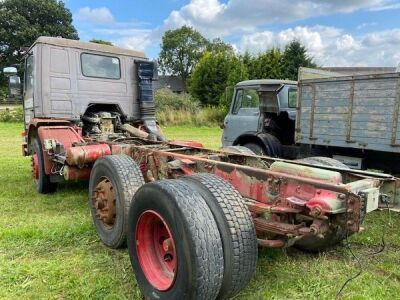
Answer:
335 197 392 299
335 213 363 300
363 198 391 257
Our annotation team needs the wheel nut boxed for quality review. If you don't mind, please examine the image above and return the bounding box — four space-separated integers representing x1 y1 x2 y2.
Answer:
97 200 104 209
162 238 173 252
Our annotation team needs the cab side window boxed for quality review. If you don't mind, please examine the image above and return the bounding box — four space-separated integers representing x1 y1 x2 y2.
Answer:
288 88 298 108
25 55 34 99
232 89 244 114
232 88 260 114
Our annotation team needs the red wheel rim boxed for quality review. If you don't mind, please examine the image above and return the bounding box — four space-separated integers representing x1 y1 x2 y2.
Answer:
32 153 39 183
136 210 177 291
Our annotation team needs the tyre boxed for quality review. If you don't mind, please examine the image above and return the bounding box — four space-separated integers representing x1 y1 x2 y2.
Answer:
295 226 348 252
242 134 282 157
221 145 257 155
127 180 224 300
182 173 258 299
242 143 265 155
294 156 349 252
32 139 57 193
89 155 144 249
263 133 282 157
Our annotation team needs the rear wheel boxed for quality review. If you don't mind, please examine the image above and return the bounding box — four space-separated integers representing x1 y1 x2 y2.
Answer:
89 155 144 249
242 143 265 155
295 156 350 252
32 139 57 193
182 174 257 299
127 180 224 300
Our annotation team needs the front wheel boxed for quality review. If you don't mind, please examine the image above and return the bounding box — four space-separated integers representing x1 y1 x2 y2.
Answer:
242 143 265 155
32 139 57 193
127 180 224 300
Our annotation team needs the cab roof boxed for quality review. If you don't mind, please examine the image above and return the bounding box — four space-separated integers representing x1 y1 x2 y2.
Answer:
236 79 297 87
30 36 147 59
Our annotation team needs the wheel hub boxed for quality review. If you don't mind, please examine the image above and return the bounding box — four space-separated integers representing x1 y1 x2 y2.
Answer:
93 178 116 227
136 210 177 291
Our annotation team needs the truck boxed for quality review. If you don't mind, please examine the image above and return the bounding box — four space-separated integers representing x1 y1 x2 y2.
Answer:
3 37 400 299
222 68 400 173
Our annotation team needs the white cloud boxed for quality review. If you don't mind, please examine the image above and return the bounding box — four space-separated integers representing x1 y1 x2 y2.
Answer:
237 26 400 67
370 2 400 10
159 0 387 38
72 1 400 65
75 7 114 24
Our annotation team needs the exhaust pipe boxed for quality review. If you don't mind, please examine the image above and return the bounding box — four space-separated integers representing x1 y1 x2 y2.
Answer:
135 61 165 141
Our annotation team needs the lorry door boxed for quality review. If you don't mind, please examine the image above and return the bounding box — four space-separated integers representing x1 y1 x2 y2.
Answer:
23 53 35 126
222 87 261 145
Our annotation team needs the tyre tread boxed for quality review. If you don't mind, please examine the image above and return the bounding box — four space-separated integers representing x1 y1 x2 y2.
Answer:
90 155 144 248
154 180 224 299
184 173 257 299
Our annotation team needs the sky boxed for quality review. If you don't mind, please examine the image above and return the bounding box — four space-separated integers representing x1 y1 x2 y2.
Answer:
63 0 400 67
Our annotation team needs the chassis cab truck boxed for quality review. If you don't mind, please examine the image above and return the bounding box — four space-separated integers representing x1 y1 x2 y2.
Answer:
222 79 298 157
4 37 400 299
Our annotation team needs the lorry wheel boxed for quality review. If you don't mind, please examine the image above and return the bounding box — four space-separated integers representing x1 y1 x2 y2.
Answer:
242 143 265 155
89 155 144 249
294 156 349 252
221 145 257 155
295 226 348 252
127 180 224 300
263 134 282 157
243 134 282 157
32 139 58 193
182 173 258 299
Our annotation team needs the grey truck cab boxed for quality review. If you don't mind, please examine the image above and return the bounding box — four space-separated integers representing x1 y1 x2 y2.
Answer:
3 37 164 155
222 79 297 156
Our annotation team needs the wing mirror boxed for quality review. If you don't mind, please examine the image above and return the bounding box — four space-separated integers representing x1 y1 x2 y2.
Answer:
8 75 22 99
3 67 18 77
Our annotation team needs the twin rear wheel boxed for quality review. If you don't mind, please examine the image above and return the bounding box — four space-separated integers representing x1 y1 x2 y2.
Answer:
127 175 258 300
89 157 257 299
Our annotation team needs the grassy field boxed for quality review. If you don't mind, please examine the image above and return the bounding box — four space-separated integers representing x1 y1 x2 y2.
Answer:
0 122 399 300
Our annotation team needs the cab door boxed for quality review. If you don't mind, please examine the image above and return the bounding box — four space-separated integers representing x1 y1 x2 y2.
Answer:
222 87 261 146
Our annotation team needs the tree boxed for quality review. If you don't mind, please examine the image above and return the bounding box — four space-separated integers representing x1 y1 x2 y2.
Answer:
281 40 316 81
251 48 283 79
158 26 208 91
0 0 78 86
207 38 234 55
189 51 248 107
89 39 113 46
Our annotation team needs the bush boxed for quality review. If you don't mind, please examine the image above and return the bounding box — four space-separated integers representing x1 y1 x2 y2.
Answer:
0 106 23 122
156 105 227 127
194 106 227 126
0 86 7 103
155 88 199 113
155 88 225 126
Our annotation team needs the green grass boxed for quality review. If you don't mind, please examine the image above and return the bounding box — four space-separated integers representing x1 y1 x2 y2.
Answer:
0 122 399 299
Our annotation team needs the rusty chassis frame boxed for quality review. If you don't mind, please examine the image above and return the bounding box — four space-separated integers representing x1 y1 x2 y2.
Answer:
102 138 399 248
31 121 399 248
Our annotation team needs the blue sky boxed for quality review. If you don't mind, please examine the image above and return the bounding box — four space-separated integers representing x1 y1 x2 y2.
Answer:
64 0 400 67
